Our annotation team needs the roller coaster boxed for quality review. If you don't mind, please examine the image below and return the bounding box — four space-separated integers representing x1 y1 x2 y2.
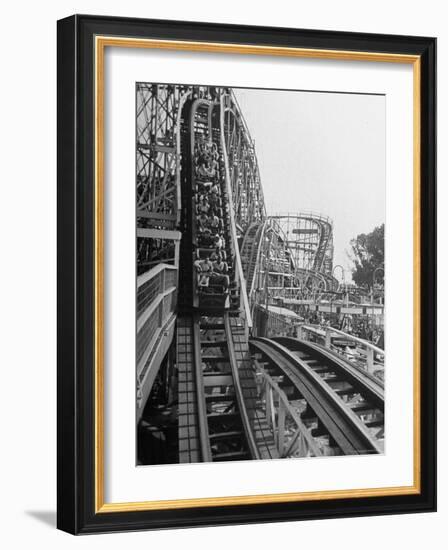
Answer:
136 84 385 465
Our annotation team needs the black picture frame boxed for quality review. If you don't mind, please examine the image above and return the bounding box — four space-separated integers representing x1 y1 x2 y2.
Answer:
57 14 436 534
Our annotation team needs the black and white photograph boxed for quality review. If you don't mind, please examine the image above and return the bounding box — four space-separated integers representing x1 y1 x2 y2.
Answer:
136 83 385 465
0 1 440 541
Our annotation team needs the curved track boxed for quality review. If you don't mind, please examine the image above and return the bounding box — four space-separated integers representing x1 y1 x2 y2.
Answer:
250 337 383 455
240 221 267 307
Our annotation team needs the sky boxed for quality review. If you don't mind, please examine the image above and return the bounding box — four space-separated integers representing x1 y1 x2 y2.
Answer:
233 88 385 282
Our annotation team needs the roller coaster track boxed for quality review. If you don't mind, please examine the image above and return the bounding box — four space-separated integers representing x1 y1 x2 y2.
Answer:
177 96 279 462
138 86 385 465
270 213 336 293
314 218 333 273
250 337 384 455
177 314 262 462
295 267 338 293
292 213 333 273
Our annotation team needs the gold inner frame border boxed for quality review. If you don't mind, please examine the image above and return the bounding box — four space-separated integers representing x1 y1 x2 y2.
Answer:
94 35 421 513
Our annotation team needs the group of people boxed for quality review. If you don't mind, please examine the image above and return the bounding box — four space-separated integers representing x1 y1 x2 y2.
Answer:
193 138 230 292
303 310 383 347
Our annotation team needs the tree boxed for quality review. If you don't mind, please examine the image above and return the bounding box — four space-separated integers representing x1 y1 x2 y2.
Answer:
349 224 384 290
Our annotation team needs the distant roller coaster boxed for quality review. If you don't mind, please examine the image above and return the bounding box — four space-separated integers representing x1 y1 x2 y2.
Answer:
269 213 338 294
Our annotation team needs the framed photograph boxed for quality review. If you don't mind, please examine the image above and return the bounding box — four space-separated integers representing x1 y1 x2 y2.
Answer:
57 15 436 534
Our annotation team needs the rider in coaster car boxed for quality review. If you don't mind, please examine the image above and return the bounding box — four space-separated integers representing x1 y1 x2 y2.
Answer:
208 191 220 210
213 233 224 250
209 215 221 231
198 229 214 247
197 196 210 215
209 183 220 195
210 253 230 290
197 153 216 180
194 256 213 287
197 212 210 229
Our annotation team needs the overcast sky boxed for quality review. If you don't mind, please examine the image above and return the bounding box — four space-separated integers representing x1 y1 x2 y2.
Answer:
233 88 385 282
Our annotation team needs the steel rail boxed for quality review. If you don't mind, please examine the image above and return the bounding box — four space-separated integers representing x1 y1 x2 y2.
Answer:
189 314 261 462
301 326 385 356
219 97 252 326
275 337 384 402
250 338 382 455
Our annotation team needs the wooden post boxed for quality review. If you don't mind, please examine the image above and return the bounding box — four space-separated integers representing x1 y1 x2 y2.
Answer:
158 301 163 327
161 267 166 292
265 382 272 427
298 433 306 457
269 387 276 432
367 347 374 373
278 399 285 454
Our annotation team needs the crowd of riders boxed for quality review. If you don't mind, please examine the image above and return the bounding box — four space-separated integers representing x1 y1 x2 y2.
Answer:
193 138 230 293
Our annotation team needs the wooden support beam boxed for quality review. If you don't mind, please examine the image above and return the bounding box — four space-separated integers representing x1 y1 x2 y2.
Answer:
137 228 182 241
278 399 285 453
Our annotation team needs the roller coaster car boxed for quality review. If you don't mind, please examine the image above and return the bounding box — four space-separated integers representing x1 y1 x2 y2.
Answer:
193 253 230 311
195 247 227 261
196 280 230 310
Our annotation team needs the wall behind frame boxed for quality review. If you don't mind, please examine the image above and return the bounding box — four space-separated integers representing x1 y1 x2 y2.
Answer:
0 0 443 547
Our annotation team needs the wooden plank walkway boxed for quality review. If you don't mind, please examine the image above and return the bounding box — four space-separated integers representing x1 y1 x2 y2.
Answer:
177 317 201 463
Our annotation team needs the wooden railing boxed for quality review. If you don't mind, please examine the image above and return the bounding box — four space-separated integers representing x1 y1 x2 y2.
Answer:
220 95 252 328
136 263 178 408
298 324 385 378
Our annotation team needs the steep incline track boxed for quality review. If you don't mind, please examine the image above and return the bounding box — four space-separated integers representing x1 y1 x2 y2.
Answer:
177 97 268 463
178 314 261 462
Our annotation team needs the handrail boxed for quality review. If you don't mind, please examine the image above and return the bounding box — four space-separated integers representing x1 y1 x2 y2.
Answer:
300 324 384 376
136 263 178 377
137 262 178 289
137 312 177 381
301 324 384 355
136 285 176 333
